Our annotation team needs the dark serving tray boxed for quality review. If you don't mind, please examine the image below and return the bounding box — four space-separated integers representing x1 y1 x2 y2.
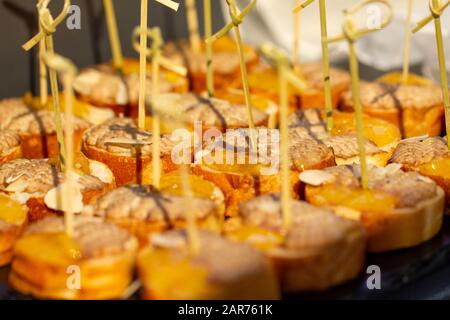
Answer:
1 216 450 300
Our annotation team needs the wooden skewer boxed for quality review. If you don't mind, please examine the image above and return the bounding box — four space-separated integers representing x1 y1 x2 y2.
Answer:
42 53 78 237
179 164 200 255
294 0 333 131
327 0 393 189
204 0 214 98
132 25 186 188
293 1 301 71
138 0 180 130
186 0 202 54
138 0 149 130
402 0 414 83
103 0 124 71
147 82 199 255
207 0 257 149
26 1 71 170
151 29 162 189
38 16 48 107
413 0 450 149
261 43 307 229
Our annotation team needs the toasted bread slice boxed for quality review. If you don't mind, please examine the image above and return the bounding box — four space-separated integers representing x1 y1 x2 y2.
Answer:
152 93 269 132
82 117 178 186
9 216 138 300
193 128 335 216
73 65 189 117
230 63 350 110
230 194 366 292
288 109 400 166
0 98 90 159
390 136 450 206
0 158 115 222
138 229 280 299
82 185 222 245
0 194 27 266
163 37 259 94
301 164 445 252
340 82 445 138
0 130 22 165
298 64 351 109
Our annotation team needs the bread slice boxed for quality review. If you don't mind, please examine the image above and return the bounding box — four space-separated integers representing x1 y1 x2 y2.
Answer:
163 37 259 94
138 229 280 299
340 82 445 138
0 158 115 222
0 130 22 165
231 194 366 292
82 185 222 245
0 98 90 159
152 93 269 132
390 136 450 207
301 164 445 252
82 117 177 186
193 128 336 216
73 64 189 117
9 216 138 300
0 194 28 267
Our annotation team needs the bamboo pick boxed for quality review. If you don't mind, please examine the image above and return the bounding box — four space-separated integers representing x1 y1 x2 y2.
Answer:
179 164 200 255
148 83 199 255
38 19 48 107
293 1 301 71
138 0 180 130
23 0 71 51
413 0 450 149
186 0 202 53
402 0 414 83
207 0 257 150
138 0 149 130
347 31 368 189
132 26 187 188
293 0 333 131
261 43 308 229
204 0 214 98
327 0 393 188
103 0 124 71
44 13 67 171
26 1 71 170
42 53 78 237
279 66 291 229
151 29 162 189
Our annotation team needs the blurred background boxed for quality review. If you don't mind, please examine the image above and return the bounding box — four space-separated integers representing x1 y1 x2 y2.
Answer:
0 0 225 98
1 0 450 98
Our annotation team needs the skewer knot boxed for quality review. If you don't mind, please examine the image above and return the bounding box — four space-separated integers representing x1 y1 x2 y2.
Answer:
430 0 446 18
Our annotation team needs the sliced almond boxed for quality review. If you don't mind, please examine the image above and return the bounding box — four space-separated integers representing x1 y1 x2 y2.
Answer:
299 170 335 186
44 182 84 213
4 179 28 193
89 160 114 184
104 138 152 146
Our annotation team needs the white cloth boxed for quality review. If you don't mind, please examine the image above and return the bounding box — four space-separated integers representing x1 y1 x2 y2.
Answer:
220 0 450 73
